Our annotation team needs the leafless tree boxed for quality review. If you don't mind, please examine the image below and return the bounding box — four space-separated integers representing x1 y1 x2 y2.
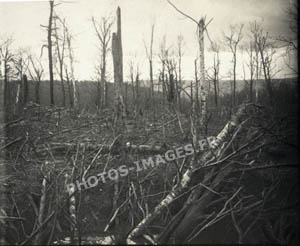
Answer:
128 58 141 118
28 54 44 104
164 53 177 107
242 40 256 102
47 0 55 106
0 37 14 116
158 35 170 108
176 35 184 111
112 7 126 133
143 24 155 104
277 1 297 74
53 15 67 107
64 25 78 109
207 41 220 106
192 58 199 109
92 15 113 109
40 0 56 106
14 48 29 107
250 21 276 105
128 57 141 118
246 23 263 102
167 0 213 138
224 24 243 107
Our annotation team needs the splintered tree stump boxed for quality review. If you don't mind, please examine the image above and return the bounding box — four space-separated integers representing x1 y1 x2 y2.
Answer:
112 7 126 134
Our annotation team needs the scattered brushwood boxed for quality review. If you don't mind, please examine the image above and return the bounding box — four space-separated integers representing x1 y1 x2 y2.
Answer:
0 104 189 244
124 102 298 244
1 100 297 245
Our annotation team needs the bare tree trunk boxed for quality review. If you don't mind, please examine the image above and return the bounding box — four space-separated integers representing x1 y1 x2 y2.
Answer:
135 73 140 116
16 76 23 113
130 70 135 110
23 74 28 104
233 53 236 106
60 74 66 107
198 19 206 135
103 81 108 108
259 51 274 105
64 67 73 107
60 73 66 107
162 73 166 108
100 49 106 109
35 82 40 104
112 7 126 132
190 80 193 109
213 78 218 106
48 0 54 106
210 48 220 107
150 59 154 103
167 73 175 106
249 78 253 102
191 58 199 150
65 25 78 109
28 56 43 105
111 8 125 234
124 82 128 111
96 80 101 109
54 16 67 107
91 16 112 109
177 58 182 112
144 24 155 106
224 24 243 108
254 46 260 102
4 61 9 119
248 43 255 103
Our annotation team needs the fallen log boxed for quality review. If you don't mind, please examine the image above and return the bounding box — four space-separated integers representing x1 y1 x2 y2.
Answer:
35 141 172 155
126 103 253 243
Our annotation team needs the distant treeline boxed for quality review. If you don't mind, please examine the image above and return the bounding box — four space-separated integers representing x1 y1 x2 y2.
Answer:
0 77 296 111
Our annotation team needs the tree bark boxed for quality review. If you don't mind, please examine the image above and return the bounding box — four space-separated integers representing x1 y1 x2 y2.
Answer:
23 74 28 104
112 7 126 133
35 80 41 104
198 19 206 135
233 53 236 106
48 0 54 106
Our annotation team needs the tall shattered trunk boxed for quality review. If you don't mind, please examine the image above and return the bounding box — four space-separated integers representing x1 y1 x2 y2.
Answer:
48 0 54 106
111 8 125 230
198 19 207 136
112 7 126 133
191 58 199 150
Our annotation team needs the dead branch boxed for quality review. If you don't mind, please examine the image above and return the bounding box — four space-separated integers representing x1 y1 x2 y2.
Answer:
126 102 254 243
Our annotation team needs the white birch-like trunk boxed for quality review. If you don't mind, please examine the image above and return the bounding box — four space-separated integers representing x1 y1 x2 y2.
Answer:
198 19 207 135
126 103 251 243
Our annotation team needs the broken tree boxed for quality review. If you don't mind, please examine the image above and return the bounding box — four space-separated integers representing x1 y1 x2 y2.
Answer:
167 0 212 137
112 7 126 134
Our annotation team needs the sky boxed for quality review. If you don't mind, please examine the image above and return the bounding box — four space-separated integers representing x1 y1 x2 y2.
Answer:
0 0 297 82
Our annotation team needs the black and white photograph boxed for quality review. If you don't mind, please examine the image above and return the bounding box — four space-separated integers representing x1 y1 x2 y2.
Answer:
0 0 298 244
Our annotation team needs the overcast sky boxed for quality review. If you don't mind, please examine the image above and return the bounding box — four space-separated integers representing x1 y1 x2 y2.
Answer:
0 0 296 81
